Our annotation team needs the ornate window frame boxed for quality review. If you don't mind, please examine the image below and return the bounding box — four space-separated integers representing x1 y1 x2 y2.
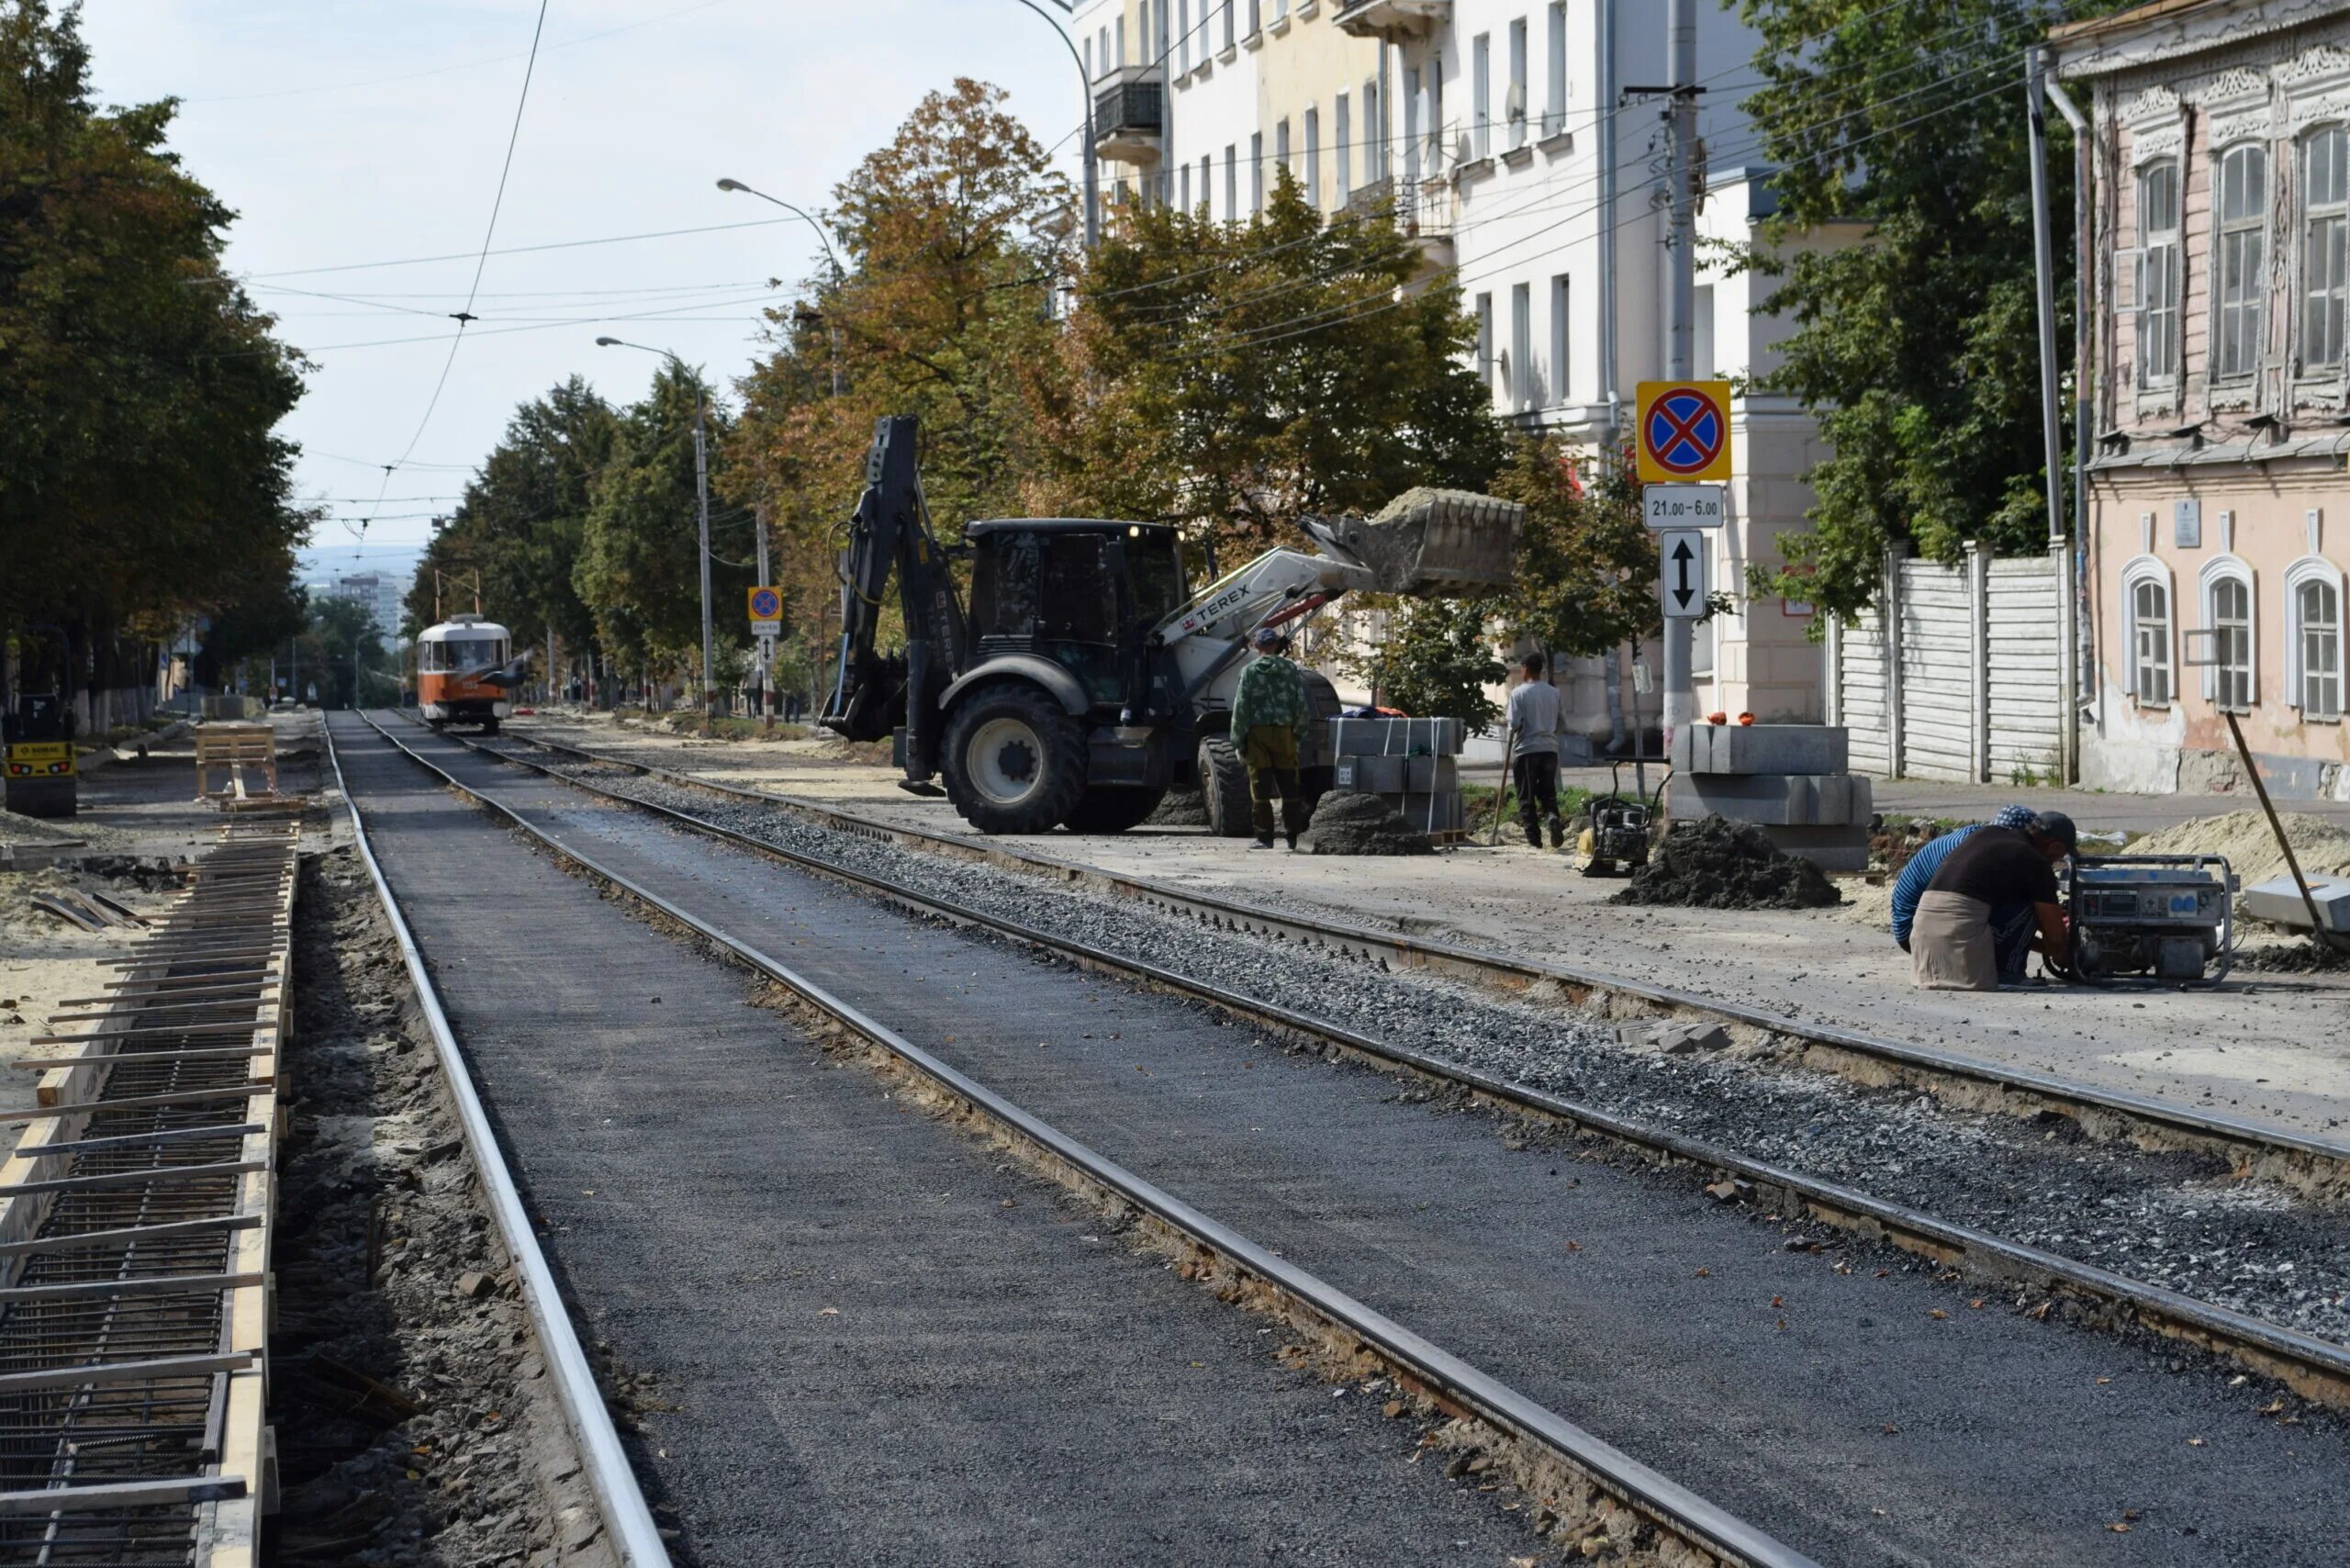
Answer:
2285 554 2346 717
2121 554 2177 705
2121 86 2188 416
2198 552 2259 709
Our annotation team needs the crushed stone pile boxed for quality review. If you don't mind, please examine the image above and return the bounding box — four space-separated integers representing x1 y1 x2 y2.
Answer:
1145 788 1210 827
1612 814 1842 910
1306 791 1434 856
2236 937 2350 973
2128 810 2350 913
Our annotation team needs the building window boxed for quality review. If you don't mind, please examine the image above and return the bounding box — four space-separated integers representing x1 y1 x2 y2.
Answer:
1336 94 1351 205
1180 160 1191 213
1304 106 1320 207
2305 126 2349 373
1472 33 1491 160
1115 14 1126 67
1404 66 1422 186
1475 292 1494 400
1550 274 1570 404
1202 155 1213 215
2216 143 2267 380
2204 566 2256 710
1507 17 1528 151
1222 0 1234 50
1511 282 1532 409
1224 144 1237 221
1248 0 1260 35
2136 160 2179 386
1250 131 1264 215
1276 118 1291 182
1179 0 1191 73
2130 573 2173 705
1141 3 1153 59
1084 36 1094 82
1364 80 1382 181
1544 2 1567 138
2288 558 2345 718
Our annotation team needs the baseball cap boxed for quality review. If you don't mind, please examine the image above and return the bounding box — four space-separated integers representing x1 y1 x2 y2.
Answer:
2030 811 2078 854
1251 625 1284 649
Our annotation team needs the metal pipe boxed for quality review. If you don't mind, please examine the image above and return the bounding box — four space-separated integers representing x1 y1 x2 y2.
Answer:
2027 48 2076 781
1659 0 1697 743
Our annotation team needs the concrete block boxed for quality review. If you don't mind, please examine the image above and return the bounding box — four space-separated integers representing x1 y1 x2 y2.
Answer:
1329 715 1464 757
1337 756 1457 793
2244 874 2350 934
1671 723 1850 777
1756 823 1870 873
1379 790 1463 832
1669 773 1871 826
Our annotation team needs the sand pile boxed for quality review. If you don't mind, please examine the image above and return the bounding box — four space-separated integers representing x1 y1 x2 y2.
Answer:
2128 811 2350 904
1307 792 1435 856
1613 815 1841 910
1145 789 1210 827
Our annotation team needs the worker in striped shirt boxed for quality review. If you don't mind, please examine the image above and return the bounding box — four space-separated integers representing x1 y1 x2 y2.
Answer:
1890 804 2041 951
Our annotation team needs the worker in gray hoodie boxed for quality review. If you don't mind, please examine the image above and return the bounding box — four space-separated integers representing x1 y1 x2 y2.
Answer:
1506 652 1566 848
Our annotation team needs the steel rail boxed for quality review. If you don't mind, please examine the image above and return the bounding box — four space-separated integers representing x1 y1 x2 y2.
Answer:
420 714 2350 1406
324 722 672 1568
485 721 2350 1183
348 710 1824 1568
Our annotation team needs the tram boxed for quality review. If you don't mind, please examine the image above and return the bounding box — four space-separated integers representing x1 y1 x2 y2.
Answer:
415 612 516 734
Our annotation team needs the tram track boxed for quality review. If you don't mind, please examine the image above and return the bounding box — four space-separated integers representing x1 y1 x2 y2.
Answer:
489 722 2350 1198
420 714 2350 1410
338 710 1830 1568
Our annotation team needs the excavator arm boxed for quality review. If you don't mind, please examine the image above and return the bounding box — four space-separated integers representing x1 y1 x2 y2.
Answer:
823 416 969 767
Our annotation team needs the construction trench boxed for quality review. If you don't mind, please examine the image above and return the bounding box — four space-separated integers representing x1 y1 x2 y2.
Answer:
314 711 2350 1566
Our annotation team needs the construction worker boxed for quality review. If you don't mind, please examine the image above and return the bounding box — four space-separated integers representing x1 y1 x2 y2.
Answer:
1910 811 2077 990
1230 624 1310 850
1506 652 1566 848
1889 804 2039 952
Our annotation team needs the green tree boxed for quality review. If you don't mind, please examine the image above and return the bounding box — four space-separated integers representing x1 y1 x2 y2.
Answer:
1376 596 1505 731
308 596 397 710
1036 172 1503 573
574 361 743 686
1735 0 2113 622
1488 434 1658 663
0 1 309 715
408 376 619 651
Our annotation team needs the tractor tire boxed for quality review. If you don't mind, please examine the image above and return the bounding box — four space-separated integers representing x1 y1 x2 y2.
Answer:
940 682 1089 834
1197 736 1254 838
1060 785 1168 834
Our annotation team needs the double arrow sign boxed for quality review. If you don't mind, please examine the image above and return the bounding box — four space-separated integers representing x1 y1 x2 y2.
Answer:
1657 530 1707 621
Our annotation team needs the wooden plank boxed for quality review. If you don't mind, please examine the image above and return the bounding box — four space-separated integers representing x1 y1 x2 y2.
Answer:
0 1214 263 1260
0 1269 264 1305
47 999 263 1023
0 1159 268 1199
62 981 276 1006
0 1351 255 1394
33 1020 265 1045
95 969 277 991
0 1475 247 1515
26 897 104 934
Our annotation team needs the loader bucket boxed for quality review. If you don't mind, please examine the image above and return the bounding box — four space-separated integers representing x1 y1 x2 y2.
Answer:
1320 488 1524 596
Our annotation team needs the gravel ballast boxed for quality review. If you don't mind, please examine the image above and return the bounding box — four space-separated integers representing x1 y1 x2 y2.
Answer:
473 737 2350 1350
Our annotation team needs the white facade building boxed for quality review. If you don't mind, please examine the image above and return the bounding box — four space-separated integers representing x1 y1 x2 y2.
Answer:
1071 0 1853 744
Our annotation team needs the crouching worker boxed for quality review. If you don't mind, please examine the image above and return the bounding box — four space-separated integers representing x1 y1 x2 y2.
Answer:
1889 804 2040 953
1910 811 2077 990
1231 625 1310 850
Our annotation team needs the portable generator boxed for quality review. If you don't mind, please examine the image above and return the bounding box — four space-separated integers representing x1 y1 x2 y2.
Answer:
2064 854 2234 986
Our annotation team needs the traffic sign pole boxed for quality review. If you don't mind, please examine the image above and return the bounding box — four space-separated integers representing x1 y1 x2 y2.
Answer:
1660 0 1702 751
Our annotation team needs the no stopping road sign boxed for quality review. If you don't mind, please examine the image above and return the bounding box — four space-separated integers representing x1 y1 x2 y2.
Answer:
1636 380 1733 484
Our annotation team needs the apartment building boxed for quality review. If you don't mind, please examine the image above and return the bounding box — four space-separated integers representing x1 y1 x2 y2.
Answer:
2053 0 2350 799
1071 0 1849 742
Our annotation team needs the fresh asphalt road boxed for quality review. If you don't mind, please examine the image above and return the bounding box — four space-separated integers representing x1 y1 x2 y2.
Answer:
339 715 2350 1566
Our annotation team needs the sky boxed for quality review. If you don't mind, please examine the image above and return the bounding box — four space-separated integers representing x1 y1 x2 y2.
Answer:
80 1 1089 574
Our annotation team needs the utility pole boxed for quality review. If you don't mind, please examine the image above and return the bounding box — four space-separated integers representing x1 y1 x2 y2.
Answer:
691 392 716 732
1659 0 1700 748
755 501 774 730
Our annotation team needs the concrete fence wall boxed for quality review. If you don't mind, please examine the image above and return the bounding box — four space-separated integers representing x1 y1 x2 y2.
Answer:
1826 545 2067 784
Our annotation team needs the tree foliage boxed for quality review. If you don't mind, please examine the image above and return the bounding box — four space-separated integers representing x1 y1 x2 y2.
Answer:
1374 596 1506 731
1487 434 1658 661
408 376 619 648
0 1 309 701
1035 172 1504 572
1736 0 2109 621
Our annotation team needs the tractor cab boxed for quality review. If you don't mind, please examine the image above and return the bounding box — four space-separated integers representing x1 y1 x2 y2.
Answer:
963 520 1188 711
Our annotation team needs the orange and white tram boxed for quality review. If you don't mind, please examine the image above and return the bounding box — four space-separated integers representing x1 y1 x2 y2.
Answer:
415 613 514 734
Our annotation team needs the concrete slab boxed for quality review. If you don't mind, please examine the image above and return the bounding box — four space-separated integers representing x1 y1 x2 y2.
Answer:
1671 723 1850 776
1668 773 1874 826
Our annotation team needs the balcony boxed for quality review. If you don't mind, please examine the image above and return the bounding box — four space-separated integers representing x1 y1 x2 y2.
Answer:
1334 0 1449 40
1344 175 1455 278
1093 66 1164 165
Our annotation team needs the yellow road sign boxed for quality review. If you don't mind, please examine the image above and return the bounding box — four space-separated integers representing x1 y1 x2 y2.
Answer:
747 586 783 623
1635 380 1734 484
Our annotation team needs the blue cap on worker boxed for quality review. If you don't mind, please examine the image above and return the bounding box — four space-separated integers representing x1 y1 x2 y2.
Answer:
1251 625 1285 650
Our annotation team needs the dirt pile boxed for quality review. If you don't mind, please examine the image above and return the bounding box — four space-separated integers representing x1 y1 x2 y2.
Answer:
1307 791 1435 856
2235 935 2350 973
2130 810 2350 902
1145 788 1211 827
277 848 616 1567
1612 814 1842 910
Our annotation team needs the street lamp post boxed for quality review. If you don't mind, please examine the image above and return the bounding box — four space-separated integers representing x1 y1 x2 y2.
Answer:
1007 0 1097 250
595 336 718 733
714 178 846 398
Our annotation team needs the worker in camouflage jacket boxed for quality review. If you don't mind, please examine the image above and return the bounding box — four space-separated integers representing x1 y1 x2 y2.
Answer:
1230 625 1311 850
